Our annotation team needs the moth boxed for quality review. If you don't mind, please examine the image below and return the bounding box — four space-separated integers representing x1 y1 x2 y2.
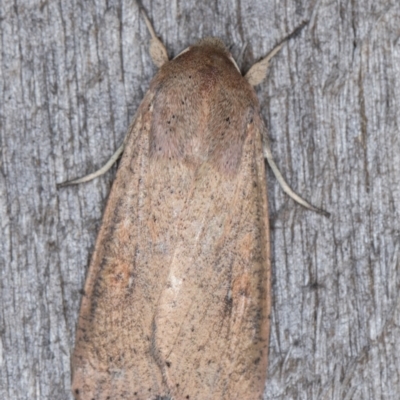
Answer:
69 8 325 400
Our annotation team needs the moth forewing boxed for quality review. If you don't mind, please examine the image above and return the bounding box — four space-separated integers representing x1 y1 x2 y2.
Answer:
66 8 331 400
72 36 271 400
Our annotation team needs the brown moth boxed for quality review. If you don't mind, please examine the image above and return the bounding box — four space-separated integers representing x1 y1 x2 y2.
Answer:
70 9 321 400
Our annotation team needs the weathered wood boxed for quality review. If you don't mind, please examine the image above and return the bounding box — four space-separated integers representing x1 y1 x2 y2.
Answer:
1 0 399 399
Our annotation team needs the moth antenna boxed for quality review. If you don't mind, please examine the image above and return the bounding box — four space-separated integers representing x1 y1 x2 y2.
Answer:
57 144 125 187
139 6 169 68
263 140 330 217
245 21 309 87
245 42 285 87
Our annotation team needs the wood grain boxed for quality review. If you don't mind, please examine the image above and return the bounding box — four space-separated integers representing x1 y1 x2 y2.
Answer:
1 0 399 399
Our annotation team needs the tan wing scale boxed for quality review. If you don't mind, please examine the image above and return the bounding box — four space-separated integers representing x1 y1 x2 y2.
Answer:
72 40 270 400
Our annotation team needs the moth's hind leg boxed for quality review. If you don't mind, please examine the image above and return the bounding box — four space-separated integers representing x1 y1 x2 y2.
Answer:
262 139 330 217
57 144 124 187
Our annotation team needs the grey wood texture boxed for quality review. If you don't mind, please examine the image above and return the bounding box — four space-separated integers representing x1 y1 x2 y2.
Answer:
1 0 399 399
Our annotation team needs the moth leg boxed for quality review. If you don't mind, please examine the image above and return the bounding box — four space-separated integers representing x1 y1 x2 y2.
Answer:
140 7 169 68
263 138 330 217
57 143 124 187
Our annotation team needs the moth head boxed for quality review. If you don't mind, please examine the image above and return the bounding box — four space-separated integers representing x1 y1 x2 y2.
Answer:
174 37 241 74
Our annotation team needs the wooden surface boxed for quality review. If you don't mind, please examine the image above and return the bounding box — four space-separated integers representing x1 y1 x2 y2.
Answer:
1 0 399 399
